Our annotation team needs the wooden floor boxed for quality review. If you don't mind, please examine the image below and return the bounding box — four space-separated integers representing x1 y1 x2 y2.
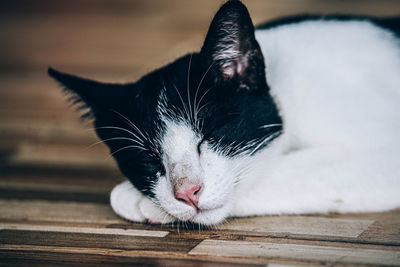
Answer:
1 0 400 266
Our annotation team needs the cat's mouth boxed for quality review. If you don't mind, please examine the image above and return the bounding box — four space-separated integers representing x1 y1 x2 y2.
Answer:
163 203 227 225
166 202 228 225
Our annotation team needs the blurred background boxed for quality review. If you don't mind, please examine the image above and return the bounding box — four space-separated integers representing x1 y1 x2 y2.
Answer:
0 0 399 202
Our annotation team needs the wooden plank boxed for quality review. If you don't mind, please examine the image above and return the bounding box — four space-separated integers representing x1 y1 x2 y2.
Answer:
0 161 121 179
221 216 374 238
0 199 122 224
358 210 400 244
0 172 122 187
0 187 108 203
163 211 400 246
0 119 96 146
0 181 111 194
169 228 400 252
0 230 199 253
0 16 202 72
0 163 120 203
189 240 400 266
8 143 116 169
0 223 168 237
0 247 262 267
0 244 390 267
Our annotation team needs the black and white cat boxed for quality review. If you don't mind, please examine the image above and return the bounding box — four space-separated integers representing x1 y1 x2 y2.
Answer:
49 0 400 225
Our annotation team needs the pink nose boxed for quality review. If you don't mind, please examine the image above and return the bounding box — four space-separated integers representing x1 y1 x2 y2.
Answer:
174 182 202 209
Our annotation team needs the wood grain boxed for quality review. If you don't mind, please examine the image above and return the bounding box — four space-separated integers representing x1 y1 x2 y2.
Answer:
0 223 169 237
189 240 400 266
0 199 122 224
0 249 262 267
221 216 374 238
0 230 199 253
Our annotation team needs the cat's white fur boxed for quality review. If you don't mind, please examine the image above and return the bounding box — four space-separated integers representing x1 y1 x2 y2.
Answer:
111 20 400 225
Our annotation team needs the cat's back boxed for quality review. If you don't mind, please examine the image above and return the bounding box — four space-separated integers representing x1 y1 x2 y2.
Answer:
255 17 400 150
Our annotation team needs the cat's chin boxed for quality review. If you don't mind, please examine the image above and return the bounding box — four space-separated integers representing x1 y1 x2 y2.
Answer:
184 205 231 226
154 202 230 226
159 196 231 225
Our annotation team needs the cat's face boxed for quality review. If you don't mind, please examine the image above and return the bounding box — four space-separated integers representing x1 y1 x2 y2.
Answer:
49 1 282 225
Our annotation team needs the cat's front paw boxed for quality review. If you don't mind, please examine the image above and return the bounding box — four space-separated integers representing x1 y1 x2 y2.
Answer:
110 180 175 224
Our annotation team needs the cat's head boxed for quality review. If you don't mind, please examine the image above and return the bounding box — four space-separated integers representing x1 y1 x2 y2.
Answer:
49 0 282 225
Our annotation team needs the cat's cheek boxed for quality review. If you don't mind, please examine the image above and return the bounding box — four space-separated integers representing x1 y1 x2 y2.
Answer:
138 197 175 224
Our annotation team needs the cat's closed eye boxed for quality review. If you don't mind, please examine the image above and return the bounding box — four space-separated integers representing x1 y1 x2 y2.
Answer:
141 158 164 176
197 140 205 155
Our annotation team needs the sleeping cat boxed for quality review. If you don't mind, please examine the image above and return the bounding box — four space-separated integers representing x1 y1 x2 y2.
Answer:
49 0 400 225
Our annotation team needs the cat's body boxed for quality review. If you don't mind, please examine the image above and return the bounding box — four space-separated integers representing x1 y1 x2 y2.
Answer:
238 19 400 215
49 1 400 225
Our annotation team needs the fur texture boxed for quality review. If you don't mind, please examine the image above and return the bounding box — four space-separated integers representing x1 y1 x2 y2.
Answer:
49 0 400 225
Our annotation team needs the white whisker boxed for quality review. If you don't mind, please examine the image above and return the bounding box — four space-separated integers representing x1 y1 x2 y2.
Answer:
194 62 214 129
111 109 150 142
93 126 145 144
108 145 148 158
187 54 194 124
86 137 145 149
249 131 282 155
173 83 191 122
259 123 282 129
196 102 210 117
196 87 211 116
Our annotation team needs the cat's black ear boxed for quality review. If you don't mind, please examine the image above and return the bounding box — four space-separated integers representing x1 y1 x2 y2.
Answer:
201 0 266 90
48 67 128 119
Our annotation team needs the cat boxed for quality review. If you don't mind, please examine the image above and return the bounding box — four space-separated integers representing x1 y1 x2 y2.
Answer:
49 0 400 225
